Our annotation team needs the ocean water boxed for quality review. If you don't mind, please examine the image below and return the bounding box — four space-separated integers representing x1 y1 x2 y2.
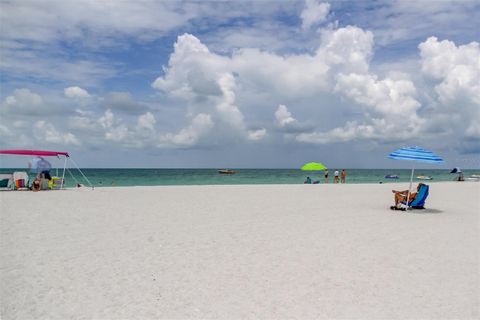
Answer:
1 168 478 188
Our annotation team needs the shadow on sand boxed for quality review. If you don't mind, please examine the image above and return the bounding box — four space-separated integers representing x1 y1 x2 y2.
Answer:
410 208 444 214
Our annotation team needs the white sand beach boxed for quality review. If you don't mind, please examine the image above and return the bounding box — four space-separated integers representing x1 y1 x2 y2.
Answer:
1 182 479 319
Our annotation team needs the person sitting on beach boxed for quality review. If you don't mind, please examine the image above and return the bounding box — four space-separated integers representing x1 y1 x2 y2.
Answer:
41 170 52 181
32 177 41 191
304 176 312 184
38 173 50 190
391 183 424 208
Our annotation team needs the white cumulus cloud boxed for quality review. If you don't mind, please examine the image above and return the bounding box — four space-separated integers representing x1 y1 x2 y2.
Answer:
98 109 130 142
335 73 420 116
317 26 374 75
152 28 375 145
137 112 156 132
275 104 298 127
248 128 267 141
301 0 330 30
64 86 91 98
419 36 480 105
159 113 214 147
34 120 81 146
419 36 480 153
2 88 44 115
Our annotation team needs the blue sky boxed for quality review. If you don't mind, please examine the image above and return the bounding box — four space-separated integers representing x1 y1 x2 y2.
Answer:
1 0 479 168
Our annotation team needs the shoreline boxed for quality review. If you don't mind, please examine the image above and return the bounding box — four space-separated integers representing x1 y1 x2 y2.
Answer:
18 179 480 190
62 179 480 190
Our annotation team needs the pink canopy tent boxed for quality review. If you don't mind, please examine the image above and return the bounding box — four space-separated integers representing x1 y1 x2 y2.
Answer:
0 149 69 157
0 149 93 189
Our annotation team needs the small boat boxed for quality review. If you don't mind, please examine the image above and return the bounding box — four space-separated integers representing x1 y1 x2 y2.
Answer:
385 174 399 179
218 169 236 174
416 175 433 180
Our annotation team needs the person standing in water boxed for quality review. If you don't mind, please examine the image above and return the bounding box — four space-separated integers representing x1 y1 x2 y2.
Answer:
324 169 329 183
334 170 340 183
341 169 347 183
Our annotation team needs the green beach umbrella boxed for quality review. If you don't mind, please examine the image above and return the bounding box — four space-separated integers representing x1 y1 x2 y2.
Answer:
301 162 327 171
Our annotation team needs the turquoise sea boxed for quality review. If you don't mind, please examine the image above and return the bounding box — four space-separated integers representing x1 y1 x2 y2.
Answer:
1 168 478 188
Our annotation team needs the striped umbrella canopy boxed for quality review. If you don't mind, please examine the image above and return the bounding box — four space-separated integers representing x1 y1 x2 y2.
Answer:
388 146 444 209
388 146 444 164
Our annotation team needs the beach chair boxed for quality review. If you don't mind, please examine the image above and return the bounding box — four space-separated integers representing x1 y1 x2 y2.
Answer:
50 176 64 190
12 171 29 190
402 184 429 209
40 178 50 190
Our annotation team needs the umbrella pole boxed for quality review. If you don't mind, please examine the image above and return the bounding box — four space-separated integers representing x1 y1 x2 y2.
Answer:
405 166 414 209
60 156 67 190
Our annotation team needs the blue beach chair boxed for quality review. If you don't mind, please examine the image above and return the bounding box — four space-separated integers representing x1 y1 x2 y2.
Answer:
402 184 429 209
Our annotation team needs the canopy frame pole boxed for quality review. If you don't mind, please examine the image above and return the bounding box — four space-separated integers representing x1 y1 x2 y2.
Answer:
69 157 94 189
404 166 415 209
60 156 67 190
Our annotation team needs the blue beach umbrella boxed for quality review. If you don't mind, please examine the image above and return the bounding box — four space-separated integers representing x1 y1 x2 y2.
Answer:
388 146 444 207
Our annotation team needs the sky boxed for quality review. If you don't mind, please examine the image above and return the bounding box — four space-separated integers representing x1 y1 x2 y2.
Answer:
0 0 479 168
